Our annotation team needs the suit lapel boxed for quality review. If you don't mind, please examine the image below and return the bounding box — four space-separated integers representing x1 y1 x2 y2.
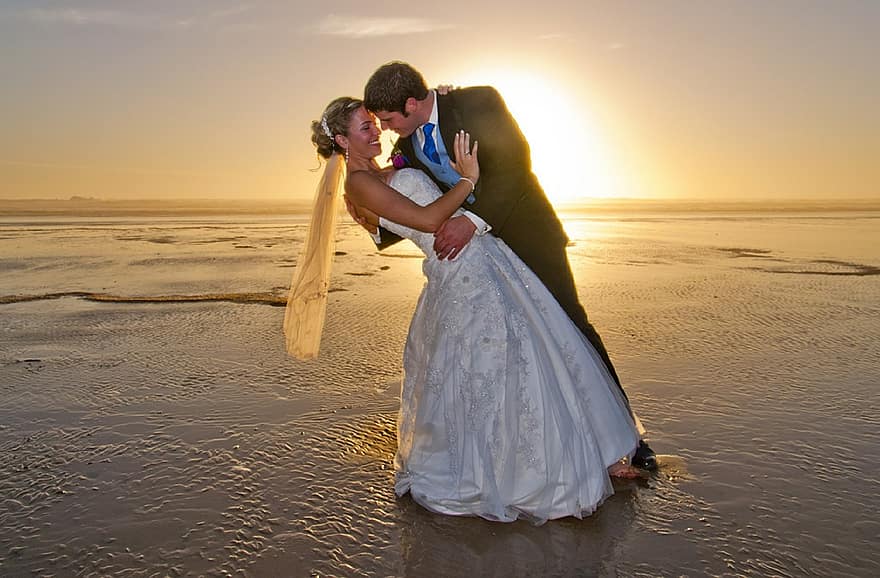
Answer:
436 93 463 156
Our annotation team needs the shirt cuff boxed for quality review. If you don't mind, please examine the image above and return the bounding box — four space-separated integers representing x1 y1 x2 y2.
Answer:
462 211 492 236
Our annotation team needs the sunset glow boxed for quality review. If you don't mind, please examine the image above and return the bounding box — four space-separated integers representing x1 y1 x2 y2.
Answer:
457 67 618 204
0 3 877 202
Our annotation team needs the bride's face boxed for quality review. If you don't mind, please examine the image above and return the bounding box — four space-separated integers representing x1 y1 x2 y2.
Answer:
345 106 382 160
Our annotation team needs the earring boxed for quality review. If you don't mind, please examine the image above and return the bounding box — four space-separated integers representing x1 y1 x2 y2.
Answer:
344 148 350 162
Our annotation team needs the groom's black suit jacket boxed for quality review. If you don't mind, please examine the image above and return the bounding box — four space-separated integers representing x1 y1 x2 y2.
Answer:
384 87 567 258
380 86 627 394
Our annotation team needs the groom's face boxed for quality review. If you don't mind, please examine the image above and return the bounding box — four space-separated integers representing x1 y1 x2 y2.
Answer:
374 110 419 138
374 98 422 138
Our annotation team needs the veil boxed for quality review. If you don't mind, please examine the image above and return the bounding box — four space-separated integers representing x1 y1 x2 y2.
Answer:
283 152 345 359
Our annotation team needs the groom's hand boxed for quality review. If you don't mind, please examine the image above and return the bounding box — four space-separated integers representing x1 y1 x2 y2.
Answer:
434 215 476 260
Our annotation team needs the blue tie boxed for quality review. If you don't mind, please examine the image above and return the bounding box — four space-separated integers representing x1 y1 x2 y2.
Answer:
422 123 441 164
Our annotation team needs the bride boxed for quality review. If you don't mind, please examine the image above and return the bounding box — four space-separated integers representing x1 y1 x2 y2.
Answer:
288 96 643 524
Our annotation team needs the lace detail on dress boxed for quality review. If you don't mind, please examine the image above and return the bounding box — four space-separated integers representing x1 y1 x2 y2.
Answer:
379 169 463 259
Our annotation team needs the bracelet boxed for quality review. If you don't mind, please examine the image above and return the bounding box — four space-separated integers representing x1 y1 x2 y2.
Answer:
458 177 476 193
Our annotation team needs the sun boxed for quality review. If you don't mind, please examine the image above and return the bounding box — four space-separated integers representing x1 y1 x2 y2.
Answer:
453 67 618 204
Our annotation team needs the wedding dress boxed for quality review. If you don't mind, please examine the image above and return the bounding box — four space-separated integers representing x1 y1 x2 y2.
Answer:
382 169 641 524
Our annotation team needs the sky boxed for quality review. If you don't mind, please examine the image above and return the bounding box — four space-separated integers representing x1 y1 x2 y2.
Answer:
1 0 878 204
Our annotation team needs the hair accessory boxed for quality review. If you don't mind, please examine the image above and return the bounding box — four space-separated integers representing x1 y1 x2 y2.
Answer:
320 117 332 138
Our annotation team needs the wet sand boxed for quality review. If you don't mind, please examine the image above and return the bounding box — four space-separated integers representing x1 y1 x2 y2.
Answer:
1 209 879 576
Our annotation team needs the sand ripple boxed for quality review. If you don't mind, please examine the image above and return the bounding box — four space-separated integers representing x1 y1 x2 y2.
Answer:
2 214 879 576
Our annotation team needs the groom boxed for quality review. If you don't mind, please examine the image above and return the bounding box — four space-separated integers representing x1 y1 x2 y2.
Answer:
361 61 656 469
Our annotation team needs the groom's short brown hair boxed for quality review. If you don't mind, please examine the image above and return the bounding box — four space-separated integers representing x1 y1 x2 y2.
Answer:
364 61 429 114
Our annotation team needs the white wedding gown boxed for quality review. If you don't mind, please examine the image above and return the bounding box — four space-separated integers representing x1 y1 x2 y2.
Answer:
382 169 641 524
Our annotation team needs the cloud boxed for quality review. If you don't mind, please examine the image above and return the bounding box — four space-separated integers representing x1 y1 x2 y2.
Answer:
536 33 568 41
25 8 128 26
22 7 198 31
209 3 254 20
314 14 453 38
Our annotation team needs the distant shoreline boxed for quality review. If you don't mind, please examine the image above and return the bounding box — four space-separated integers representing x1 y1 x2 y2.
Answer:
0 197 878 217
0 198 315 217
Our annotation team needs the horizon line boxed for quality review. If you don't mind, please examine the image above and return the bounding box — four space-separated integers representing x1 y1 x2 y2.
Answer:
2 196 879 204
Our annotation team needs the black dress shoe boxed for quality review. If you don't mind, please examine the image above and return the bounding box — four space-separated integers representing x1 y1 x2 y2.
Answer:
631 440 657 470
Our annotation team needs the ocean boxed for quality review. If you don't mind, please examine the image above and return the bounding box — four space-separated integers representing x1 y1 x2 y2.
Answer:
1 203 878 576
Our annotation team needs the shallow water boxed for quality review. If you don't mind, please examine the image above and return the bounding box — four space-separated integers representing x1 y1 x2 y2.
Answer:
1 210 879 576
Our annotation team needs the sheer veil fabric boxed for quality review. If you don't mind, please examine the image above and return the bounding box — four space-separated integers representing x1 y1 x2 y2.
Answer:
283 153 345 359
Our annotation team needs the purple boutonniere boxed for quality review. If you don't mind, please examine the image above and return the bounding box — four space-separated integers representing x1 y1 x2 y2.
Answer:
389 147 409 169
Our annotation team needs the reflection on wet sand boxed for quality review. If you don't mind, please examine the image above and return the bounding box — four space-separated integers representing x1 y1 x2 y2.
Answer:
1 211 878 575
400 481 658 577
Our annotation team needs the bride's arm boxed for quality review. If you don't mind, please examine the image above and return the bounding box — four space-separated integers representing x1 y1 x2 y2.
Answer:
346 131 478 233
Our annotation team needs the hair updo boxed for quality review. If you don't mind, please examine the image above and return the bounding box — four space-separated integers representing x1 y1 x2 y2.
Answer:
311 97 364 159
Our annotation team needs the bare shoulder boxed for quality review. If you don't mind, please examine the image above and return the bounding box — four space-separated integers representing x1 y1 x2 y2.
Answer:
346 169 380 188
346 169 397 203
345 169 378 196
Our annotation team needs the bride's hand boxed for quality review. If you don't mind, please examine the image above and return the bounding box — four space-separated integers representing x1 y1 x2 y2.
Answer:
449 130 479 183
436 84 456 95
